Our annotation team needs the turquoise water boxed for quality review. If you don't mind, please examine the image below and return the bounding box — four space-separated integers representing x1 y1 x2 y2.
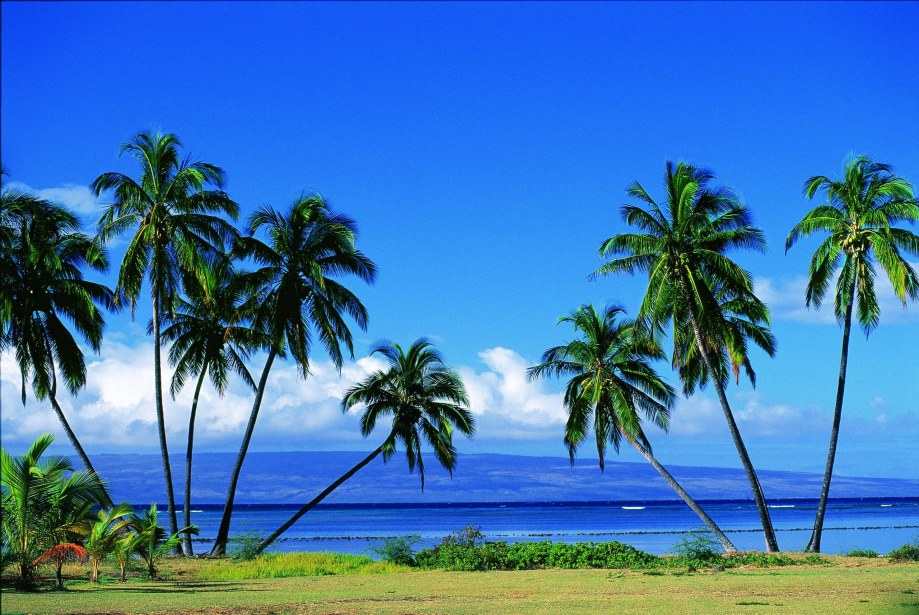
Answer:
177 498 919 556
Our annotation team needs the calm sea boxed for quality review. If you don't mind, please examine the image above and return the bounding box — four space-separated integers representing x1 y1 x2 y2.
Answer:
175 498 919 556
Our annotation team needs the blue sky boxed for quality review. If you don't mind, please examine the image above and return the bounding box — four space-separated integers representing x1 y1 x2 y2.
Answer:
2 2 917 479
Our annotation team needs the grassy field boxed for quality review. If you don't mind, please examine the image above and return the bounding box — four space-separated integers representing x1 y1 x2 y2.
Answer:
2 554 918 615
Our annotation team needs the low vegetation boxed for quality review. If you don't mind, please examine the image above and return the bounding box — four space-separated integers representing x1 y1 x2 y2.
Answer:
3 554 918 615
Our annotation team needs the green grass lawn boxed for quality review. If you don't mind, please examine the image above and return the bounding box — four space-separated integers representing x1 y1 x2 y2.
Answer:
3 554 918 614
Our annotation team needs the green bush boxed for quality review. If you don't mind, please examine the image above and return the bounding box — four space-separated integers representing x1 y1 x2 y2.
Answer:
370 535 420 566
414 531 658 572
888 542 919 562
228 531 266 561
672 530 722 567
845 549 880 558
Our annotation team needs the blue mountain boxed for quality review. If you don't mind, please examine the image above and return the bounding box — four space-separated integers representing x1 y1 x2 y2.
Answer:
87 451 919 506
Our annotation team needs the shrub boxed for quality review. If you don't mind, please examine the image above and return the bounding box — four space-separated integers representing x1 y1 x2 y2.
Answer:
229 531 266 561
414 528 658 572
888 542 919 563
370 535 420 566
845 549 880 558
672 530 722 567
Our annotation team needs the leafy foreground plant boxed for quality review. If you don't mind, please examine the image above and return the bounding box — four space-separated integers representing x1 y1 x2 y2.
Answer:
888 540 919 563
370 534 421 566
414 528 658 572
127 504 198 579
411 527 815 572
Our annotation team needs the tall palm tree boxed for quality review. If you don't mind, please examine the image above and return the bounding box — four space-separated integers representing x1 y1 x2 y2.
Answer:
1 181 113 504
254 338 475 555
210 194 377 555
527 305 736 553
595 161 779 552
161 262 263 554
92 130 239 547
786 155 919 552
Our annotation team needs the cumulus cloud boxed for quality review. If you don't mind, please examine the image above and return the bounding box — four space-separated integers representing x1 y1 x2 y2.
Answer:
755 267 919 325
0 343 568 454
459 347 566 428
6 181 102 226
2 339 913 457
0 341 389 453
665 391 826 438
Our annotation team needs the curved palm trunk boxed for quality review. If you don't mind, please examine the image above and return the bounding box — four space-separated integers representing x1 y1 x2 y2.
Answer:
681 276 779 552
152 294 181 554
48 375 113 508
182 367 209 556
211 350 276 555
628 438 736 553
806 285 855 553
254 445 384 556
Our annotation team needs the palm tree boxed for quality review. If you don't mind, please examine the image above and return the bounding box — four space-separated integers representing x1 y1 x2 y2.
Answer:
92 131 239 547
85 502 135 582
1 434 106 587
595 161 779 552
126 504 198 579
254 338 475 555
162 263 263 554
786 155 919 552
210 194 377 555
1 183 114 505
527 305 736 553
34 468 106 589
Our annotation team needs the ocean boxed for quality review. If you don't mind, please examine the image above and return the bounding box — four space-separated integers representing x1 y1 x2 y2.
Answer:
177 497 919 556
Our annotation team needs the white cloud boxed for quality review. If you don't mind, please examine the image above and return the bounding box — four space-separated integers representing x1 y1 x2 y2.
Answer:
1 343 569 454
459 347 566 427
665 391 826 439
755 266 919 325
6 181 102 221
3 339 913 457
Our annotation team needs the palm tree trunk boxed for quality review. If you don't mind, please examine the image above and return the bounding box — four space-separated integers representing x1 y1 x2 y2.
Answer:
627 437 736 553
152 293 181 554
805 285 855 553
48 374 113 507
183 367 208 556
255 445 384 556
680 275 779 552
211 350 276 555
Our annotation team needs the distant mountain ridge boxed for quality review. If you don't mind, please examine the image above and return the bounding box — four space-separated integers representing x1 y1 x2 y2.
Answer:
87 451 919 506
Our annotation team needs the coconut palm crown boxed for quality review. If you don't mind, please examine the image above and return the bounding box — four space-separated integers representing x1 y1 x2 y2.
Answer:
786 155 919 552
526 305 672 468
343 338 476 487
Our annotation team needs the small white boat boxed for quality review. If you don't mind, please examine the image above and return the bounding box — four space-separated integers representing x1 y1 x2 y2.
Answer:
622 506 645 510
